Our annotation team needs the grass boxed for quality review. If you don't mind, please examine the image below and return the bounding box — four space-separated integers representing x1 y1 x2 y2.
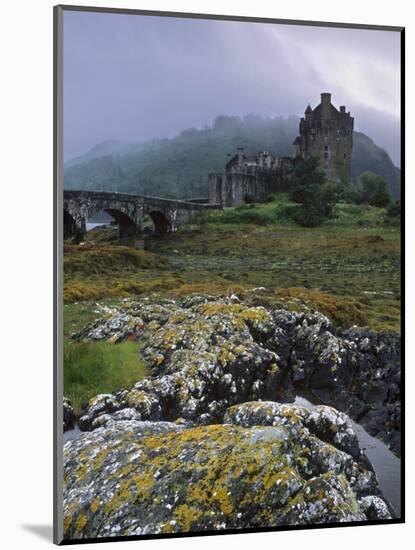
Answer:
64 199 401 338
64 243 169 276
191 197 390 230
64 340 149 415
64 244 173 302
145 202 400 332
193 200 296 226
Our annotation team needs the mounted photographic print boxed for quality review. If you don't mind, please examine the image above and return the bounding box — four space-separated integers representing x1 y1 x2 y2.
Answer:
53 5 404 544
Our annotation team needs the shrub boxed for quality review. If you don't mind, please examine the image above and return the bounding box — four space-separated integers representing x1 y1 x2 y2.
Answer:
386 200 401 217
290 204 325 227
289 157 332 227
357 171 391 207
265 193 277 203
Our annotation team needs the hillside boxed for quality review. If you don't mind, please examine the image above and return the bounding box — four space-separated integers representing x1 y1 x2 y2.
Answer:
351 132 401 199
64 115 401 199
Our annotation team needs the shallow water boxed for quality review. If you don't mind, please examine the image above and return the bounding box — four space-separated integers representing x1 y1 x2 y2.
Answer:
294 395 401 518
63 424 82 444
86 222 108 231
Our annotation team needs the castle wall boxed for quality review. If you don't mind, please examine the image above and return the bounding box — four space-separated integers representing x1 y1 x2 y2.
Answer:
209 167 292 206
208 174 224 205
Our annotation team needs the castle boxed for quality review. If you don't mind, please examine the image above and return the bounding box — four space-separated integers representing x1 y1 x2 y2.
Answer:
208 93 354 206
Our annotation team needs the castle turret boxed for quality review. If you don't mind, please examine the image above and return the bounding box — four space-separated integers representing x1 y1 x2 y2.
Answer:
320 92 332 119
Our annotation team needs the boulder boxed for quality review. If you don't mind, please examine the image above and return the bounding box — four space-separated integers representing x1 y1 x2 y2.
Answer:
63 421 389 539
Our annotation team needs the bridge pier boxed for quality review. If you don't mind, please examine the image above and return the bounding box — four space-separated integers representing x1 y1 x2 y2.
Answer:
64 209 86 243
118 224 144 248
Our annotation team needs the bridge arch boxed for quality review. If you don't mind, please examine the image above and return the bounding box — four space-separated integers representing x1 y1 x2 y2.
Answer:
85 206 138 242
63 193 144 244
148 210 171 234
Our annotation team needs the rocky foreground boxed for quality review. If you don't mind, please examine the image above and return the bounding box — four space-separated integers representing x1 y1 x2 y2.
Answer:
63 292 400 538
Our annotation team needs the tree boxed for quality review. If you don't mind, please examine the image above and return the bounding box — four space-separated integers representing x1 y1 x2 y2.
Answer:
358 171 391 207
386 200 401 217
289 157 331 226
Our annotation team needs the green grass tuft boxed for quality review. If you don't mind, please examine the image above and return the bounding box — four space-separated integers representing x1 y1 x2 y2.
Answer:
64 341 149 416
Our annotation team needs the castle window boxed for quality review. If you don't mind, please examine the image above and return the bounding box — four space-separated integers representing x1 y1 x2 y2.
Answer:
324 145 329 158
344 152 347 160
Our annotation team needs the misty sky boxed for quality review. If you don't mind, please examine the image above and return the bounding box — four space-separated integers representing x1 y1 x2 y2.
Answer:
64 11 401 165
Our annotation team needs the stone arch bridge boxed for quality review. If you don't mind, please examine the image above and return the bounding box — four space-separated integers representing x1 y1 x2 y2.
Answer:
63 190 219 243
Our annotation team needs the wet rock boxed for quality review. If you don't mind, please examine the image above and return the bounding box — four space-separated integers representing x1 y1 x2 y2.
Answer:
63 397 75 432
63 421 388 539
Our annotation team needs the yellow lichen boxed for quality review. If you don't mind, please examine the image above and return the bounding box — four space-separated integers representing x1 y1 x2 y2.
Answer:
90 498 100 513
75 513 87 532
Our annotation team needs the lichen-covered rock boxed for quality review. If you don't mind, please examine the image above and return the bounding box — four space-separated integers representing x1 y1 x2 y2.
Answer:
278 473 366 525
63 397 75 432
71 299 177 343
63 421 389 539
305 405 360 459
358 496 392 520
72 294 401 455
90 408 142 430
224 401 309 433
78 394 122 430
224 401 377 494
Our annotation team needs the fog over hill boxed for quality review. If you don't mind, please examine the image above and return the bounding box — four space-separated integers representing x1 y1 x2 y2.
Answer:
64 115 400 200
64 13 401 168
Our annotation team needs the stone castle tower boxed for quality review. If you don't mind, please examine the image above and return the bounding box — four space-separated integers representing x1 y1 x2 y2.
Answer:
293 93 354 182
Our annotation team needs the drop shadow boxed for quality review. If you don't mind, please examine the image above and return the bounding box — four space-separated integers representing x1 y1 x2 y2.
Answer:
21 524 53 542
